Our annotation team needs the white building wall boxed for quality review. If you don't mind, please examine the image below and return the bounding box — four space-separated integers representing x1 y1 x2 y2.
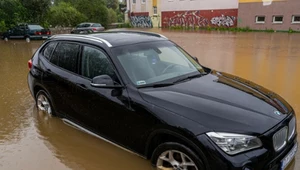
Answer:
161 0 238 11
127 0 151 12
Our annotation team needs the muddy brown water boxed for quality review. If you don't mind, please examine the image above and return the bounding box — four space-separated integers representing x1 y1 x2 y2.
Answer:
0 29 299 170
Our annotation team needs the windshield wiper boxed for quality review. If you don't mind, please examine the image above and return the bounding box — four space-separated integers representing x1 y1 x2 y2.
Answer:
173 73 202 84
139 82 175 88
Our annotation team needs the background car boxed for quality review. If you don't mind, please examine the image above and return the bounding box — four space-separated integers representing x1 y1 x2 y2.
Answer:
71 22 105 34
2 23 51 41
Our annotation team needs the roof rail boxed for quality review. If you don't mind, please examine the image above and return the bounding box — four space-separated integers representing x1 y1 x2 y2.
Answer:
105 30 168 39
50 34 112 47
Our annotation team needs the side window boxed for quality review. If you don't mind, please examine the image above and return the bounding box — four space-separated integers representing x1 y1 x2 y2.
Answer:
43 42 57 60
81 46 117 81
50 42 79 73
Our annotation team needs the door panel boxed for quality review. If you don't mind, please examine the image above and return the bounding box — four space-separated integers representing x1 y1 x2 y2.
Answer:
42 42 81 116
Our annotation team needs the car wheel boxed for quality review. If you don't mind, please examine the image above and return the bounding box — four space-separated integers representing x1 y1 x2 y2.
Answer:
36 90 55 116
25 37 30 42
4 37 8 41
151 142 205 170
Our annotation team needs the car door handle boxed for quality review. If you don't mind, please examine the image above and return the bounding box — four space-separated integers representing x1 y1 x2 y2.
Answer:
76 83 87 90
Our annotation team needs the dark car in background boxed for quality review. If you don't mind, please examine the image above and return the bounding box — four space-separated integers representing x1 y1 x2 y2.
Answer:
2 23 51 41
71 22 105 34
27 31 297 170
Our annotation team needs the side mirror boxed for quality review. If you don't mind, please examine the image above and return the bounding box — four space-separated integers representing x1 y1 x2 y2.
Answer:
192 56 199 63
91 75 122 88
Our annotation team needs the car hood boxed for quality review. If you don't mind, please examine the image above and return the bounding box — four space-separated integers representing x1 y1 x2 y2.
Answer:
139 70 292 135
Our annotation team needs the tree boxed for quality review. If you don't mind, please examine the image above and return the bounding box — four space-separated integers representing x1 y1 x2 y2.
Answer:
48 2 87 27
107 8 117 24
21 0 51 23
0 0 28 31
106 0 118 10
74 0 108 27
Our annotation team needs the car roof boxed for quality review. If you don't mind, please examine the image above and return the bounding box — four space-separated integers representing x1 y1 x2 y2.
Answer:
50 31 168 47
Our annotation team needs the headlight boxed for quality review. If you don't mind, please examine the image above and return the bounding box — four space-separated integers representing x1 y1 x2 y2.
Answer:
206 132 262 155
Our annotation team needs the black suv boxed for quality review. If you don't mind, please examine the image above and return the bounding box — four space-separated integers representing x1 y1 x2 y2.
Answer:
2 23 51 41
27 31 297 170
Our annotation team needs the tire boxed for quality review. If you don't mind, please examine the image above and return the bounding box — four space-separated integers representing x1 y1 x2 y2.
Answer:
25 36 30 42
35 90 56 116
151 142 205 170
3 36 8 41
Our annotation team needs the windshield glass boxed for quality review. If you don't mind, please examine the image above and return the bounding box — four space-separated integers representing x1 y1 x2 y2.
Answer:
28 25 44 29
112 41 204 86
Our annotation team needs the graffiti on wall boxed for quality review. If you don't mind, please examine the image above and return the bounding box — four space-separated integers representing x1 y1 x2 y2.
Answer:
162 9 238 28
130 16 152 28
163 11 209 27
211 15 236 27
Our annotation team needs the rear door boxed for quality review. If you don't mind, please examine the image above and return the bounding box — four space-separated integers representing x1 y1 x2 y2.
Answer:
43 41 81 116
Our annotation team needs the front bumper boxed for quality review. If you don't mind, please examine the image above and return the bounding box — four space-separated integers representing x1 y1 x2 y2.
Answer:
197 133 297 170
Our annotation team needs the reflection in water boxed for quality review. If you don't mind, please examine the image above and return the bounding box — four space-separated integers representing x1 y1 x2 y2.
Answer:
0 30 299 170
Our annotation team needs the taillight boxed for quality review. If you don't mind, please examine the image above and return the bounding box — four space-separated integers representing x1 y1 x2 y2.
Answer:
35 31 41 35
46 31 50 35
28 59 32 70
93 28 97 31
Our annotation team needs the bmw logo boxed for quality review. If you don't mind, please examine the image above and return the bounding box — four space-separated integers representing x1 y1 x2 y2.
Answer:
274 110 281 115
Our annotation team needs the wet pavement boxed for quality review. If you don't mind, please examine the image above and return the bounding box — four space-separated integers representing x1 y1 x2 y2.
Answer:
0 29 299 170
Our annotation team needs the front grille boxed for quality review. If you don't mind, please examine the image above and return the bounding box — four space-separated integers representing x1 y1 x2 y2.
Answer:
288 117 296 140
273 127 288 151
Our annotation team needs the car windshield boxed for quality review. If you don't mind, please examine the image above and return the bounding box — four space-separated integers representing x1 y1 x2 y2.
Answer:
112 41 204 86
28 25 44 29
92 23 101 27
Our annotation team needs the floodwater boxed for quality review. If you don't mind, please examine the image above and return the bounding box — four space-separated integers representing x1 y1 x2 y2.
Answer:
0 29 299 170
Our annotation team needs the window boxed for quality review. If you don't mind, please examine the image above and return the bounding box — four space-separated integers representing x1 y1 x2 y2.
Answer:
92 23 102 27
255 16 265 24
50 43 80 73
141 0 145 3
113 41 204 86
292 15 300 23
133 0 136 3
43 42 57 60
153 7 157 15
81 46 116 80
273 16 283 24
28 25 44 30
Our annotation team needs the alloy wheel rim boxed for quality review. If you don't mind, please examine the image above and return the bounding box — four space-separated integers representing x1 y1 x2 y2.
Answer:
4 37 8 41
156 150 198 170
37 94 52 115
26 37 30 42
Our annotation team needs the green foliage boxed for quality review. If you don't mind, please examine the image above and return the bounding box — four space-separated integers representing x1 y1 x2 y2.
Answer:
288 27 294 33
106 0 118 10
0 20 7 32
116 9 124 23
21 0 51 24
117 22 132 28
0 0 28 29
107 8 117 24
48 2 87 27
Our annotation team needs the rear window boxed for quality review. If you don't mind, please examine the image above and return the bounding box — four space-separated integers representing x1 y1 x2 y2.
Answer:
50 42 80 73
92 23 101 27
77 24 91 28
43 42 57 60
28 25 44 30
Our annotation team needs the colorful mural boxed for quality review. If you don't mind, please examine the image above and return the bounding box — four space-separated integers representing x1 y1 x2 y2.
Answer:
130 12 153 28
162 9 238 28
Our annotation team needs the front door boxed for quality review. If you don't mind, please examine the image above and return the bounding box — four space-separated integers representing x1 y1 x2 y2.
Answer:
73 45 146 148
